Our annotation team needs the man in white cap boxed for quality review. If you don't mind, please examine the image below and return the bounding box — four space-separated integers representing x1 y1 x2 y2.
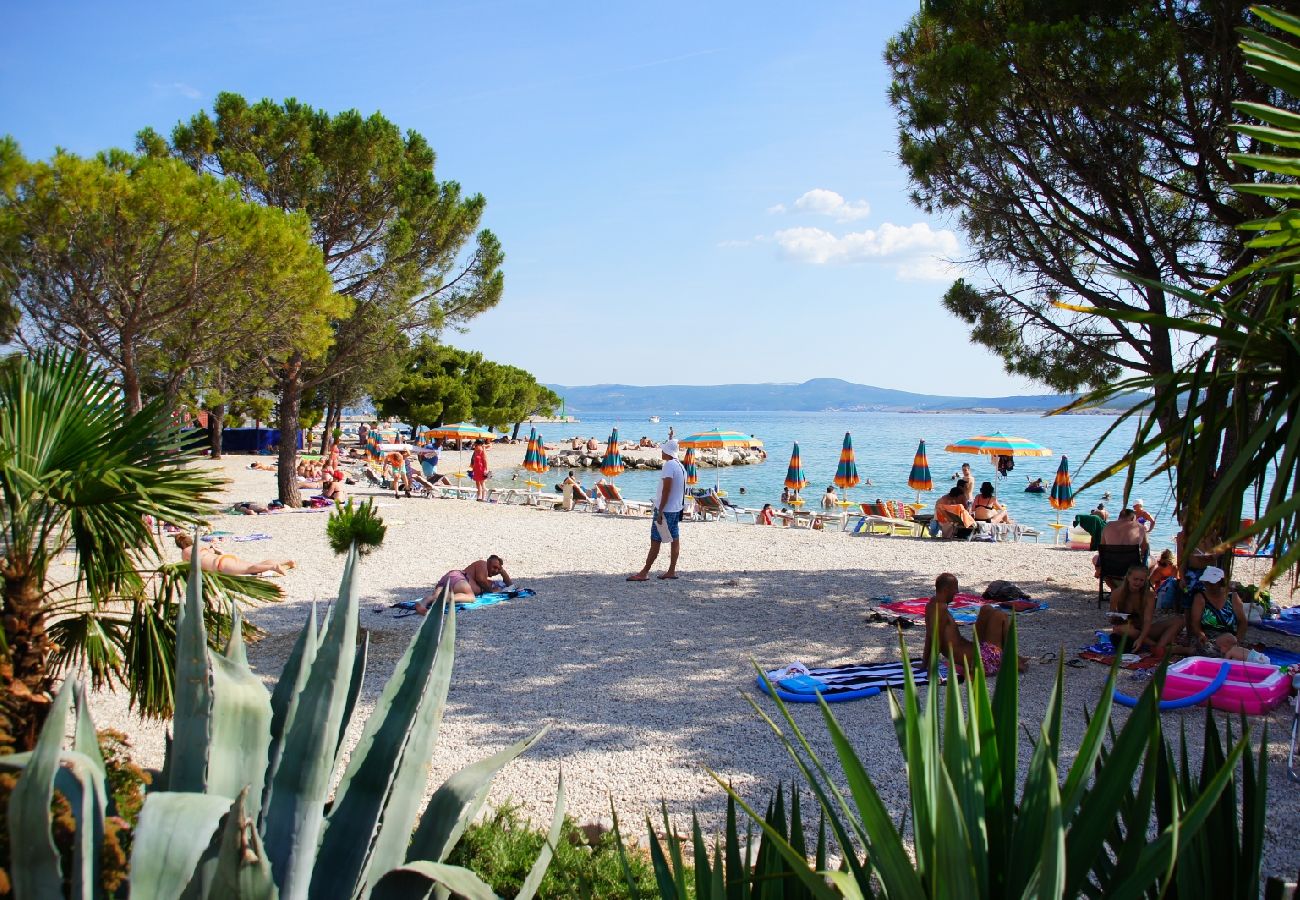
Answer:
628 439 687 581
1132 499 1156 532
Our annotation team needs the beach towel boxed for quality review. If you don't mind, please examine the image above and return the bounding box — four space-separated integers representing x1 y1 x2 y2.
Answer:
232 533 272 543
1078 650 1163 671
1256 618 1300 637
390 588 537 617
756 659 943 703
1264 647 1300 669
877 594 1048 624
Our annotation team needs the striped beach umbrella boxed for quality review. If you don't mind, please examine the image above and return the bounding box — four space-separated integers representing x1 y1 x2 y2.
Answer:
1050 456 1074 514
784 443 808 492
908 439 933 504
533 433 549 473
680 429 756 449
522 428 541 472
600 428 624 478
683 447 699 485
834 432 860 492
944 431 1052 457
423 422 496 443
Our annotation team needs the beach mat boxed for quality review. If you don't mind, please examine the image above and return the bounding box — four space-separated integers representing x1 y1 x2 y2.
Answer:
1257 618 1300 637
878 594 1048 624
1263 646 1300 669
757 660 942 703
389 588 537 617
1078 650 1162 671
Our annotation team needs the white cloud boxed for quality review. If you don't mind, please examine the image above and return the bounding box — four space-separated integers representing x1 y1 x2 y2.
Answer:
772 222 960 279
152 81 202 100
769 189 872 222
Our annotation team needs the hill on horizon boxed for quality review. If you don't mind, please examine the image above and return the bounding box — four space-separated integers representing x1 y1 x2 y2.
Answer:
546 377 1123 414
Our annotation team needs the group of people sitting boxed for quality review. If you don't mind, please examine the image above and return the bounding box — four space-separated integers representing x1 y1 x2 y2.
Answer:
933 478 1015 538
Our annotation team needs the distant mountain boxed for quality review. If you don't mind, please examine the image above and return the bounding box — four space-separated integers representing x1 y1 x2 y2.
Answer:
545 378 1130 414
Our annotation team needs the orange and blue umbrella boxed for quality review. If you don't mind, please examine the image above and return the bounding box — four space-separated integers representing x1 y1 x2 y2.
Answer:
908 439 933 503
683 447 699 485
834 433 860 491
423 422 496 443
785 443 808 492
680 429 758 449
601 428 624 478
1050 456 1074 512
522 427 538 469
944 431 1052 457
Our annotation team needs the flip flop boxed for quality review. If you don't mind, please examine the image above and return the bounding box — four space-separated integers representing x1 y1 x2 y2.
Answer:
658 573 679 580
626 574 649 582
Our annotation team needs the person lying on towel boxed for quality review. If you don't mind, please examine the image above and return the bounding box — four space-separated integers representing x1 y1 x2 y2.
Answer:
923 573 1027 675
416 555 513 613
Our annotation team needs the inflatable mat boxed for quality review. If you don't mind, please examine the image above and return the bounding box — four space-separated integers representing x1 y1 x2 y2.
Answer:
757 659 942 703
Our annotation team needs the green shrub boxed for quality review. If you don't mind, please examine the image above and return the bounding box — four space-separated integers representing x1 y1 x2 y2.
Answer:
449 804 657 899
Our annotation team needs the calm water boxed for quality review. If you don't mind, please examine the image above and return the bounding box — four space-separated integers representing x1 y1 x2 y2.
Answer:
503 411 1178 545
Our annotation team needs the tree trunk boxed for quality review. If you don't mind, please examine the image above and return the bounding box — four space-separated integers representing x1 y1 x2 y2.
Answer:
512 421 522 441
208 403 225 459
277 355 304 508
0 570 55 752
121 360 142 415
321 400 339 458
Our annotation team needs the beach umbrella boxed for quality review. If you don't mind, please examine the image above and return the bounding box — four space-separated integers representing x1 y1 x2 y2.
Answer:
945 431 1052 457
1047 455 1074 544
834 433 860 508
785 443 808 493
600 428 625 478
683 447 699 486
680 428 758 495
423 423 495 483
533 434 549 472
522 428 547 494
908 439 933 505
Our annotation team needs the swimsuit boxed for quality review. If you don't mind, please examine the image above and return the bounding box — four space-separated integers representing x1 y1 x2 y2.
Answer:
1198 595 1238 636
436 570 471 593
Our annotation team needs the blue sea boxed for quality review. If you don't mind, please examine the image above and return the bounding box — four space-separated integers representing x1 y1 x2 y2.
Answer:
505 411 1179 545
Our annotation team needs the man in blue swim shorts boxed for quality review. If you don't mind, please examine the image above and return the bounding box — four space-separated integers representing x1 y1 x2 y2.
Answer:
628 440 687 581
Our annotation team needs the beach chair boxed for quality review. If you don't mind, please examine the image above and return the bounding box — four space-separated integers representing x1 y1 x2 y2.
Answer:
846 503 921 537
1096 544 1143 607
597 482 651 516
694 494 726 521
560 483 594 512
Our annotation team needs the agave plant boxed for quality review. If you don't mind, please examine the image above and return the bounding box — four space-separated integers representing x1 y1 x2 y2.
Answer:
652 624 1268 898
0 545 562 898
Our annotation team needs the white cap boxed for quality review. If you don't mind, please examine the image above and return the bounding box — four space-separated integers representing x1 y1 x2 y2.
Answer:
1200 566 1226 584
661 439 679 456
1133 499 1145 507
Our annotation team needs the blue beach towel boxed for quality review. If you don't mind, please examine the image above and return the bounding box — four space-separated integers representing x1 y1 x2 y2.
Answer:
1263 646 1300 668
390 588 537 618
757 659 943 703
1257 617 1300 637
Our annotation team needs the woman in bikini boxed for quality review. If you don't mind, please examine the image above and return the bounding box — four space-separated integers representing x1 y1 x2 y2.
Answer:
174 534 296 577
1108 564 1184 654
972 481 1012 524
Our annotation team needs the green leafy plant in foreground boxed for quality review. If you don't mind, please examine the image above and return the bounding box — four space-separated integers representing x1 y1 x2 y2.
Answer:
0 545 563 898
650 623 1268 898
326 498 387 556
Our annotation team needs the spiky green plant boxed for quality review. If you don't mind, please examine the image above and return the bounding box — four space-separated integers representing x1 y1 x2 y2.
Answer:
326 498 387 556
0 545 562 898
648 623 1269 898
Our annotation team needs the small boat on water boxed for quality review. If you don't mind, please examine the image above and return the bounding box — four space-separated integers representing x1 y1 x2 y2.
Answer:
649 415 660 423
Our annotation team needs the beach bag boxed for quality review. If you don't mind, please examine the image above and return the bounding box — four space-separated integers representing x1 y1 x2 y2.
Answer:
983 580 1031 602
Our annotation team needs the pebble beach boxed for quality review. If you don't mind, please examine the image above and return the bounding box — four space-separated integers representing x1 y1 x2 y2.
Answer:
88 454 1300 882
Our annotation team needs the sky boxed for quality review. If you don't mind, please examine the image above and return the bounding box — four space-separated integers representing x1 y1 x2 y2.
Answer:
1 0 1043 397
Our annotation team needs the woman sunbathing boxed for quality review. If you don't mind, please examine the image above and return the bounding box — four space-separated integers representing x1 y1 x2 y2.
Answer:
972 482 1012 524
1108 564 1184 654
174 533 296 576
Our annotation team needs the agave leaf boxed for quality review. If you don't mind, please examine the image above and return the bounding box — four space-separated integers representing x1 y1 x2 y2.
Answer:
609 802 644 900
644 814 683 900
690 812 711 900
8 678 76 898
1019 757 1065 900
73 680 107 781
263 603 319 817
408 726 548 864
369 861 498 900
205 648 273 814
312 593 452 897
129 792 235 900
208 788 278 900
662 802 689 898
707 773 844 900
336 628 369 760
261 546 361 900
819 699 924 899
169 545 214 793
515 772 565 900
823 871 869 900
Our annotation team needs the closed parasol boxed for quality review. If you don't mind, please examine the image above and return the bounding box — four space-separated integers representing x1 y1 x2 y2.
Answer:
683 447 699 486
908 439 933 504
834 433 860 506
601 428 625 478
785 443 808 503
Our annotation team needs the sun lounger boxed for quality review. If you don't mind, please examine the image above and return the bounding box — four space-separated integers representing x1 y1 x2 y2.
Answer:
560 482 594 511
844 504 921 537
693 494 728 521
597 482 651 516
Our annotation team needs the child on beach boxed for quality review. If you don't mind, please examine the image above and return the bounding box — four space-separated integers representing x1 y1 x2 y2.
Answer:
922 573 1027 675
1108 564 1184 654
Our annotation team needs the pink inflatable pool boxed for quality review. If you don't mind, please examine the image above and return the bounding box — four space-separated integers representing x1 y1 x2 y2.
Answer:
1163 657 1290 715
